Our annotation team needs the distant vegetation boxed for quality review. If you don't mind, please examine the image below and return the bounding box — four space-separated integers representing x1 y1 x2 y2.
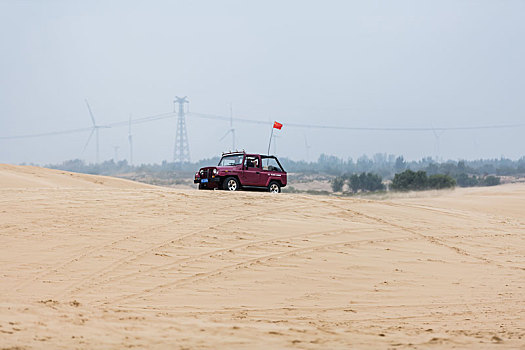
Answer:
285 155 517 192
331 168 501 194
282 154 525 179
45 154 525 178
42 153 521 191
331 172 385 193
390 170 456 191
456 174 500 187
331 170 456 193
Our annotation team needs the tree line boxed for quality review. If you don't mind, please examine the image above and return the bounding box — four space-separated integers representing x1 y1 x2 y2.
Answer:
288 154 525 179
44 154 525 178
41 154 521 191
332 169 501 193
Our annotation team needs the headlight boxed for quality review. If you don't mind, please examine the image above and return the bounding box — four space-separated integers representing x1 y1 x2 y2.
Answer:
213 168 218 175
200 170 204 175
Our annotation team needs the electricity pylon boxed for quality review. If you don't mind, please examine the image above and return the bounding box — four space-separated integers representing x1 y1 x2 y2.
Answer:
173 96 190 165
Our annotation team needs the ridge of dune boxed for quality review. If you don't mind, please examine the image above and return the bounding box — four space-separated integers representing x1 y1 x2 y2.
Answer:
0 164 153 189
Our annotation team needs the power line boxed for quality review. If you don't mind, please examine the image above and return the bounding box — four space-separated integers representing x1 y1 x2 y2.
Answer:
0 126 94 140
188 112 525 131
285 121 525 131
106 112 175 127
189 112 270 126
1 110 524 140
0 112 176 140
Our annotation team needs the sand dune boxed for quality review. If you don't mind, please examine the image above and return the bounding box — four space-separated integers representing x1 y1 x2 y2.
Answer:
0 164 153 190
0 165 523 349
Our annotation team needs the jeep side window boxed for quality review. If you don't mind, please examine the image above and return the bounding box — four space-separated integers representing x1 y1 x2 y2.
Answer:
262 157 284 172
244 156 259 168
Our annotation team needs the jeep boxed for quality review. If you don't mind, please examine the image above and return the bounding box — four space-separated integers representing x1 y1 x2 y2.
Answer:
194 151 287 193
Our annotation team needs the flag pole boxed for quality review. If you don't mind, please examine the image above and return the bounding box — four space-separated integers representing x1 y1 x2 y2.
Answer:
267 125 274 155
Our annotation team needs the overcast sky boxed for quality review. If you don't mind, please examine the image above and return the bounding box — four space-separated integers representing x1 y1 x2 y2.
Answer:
1 0 524 165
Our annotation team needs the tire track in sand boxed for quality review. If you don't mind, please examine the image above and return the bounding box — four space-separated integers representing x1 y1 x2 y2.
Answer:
13 189 192 292
73 226 384 300
109 235 419 305
328 201 525 271
56 200 324 299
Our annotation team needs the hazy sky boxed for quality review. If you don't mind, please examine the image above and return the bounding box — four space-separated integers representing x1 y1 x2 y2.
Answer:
1 0 524 165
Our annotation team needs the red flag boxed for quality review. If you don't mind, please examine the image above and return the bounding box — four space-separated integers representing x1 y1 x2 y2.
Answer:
273 121 283 130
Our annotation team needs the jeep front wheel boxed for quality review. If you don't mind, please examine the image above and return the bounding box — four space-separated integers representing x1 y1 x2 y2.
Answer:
223 177 240 191
268 181 281 193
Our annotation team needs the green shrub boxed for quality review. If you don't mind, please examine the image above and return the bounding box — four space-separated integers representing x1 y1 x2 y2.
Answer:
391 170 428 191
428 174 456 189
331 177 345 192
392 170 455 191
480 175 500 186
456 173 479 187
348 174 361 193
360 172 385 191
347 172 385 193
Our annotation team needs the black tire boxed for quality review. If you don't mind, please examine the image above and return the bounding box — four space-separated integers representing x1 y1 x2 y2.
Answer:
268 181 281 193
223 177 240 191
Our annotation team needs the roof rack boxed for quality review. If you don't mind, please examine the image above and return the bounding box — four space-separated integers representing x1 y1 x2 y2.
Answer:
221 150 246 156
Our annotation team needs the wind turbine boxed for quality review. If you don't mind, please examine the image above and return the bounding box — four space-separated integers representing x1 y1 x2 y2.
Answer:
431 123 445 162
82 99 110 163
113 146 120 162
303 134 312 162
128 114 133 165
219 103 235 151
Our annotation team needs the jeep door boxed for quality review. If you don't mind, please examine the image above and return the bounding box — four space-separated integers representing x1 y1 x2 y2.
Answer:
241 155 262 186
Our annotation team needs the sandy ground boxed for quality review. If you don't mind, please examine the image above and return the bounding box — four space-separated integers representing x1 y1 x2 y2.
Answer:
0 164 524 349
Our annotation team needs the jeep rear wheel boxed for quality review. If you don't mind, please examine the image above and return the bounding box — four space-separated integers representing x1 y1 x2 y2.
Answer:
268 181 281 193
223 177 240 191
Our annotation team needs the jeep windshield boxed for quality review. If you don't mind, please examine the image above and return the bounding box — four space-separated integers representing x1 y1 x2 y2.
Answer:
218 154 244 166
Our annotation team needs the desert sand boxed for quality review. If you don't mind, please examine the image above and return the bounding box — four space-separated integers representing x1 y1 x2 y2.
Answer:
0 164 523 349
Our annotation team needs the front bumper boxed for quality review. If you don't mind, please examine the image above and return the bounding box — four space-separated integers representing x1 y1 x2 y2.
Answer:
194 177 221 184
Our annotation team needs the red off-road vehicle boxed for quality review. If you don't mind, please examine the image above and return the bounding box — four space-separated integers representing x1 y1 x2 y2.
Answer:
194 151 287 193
